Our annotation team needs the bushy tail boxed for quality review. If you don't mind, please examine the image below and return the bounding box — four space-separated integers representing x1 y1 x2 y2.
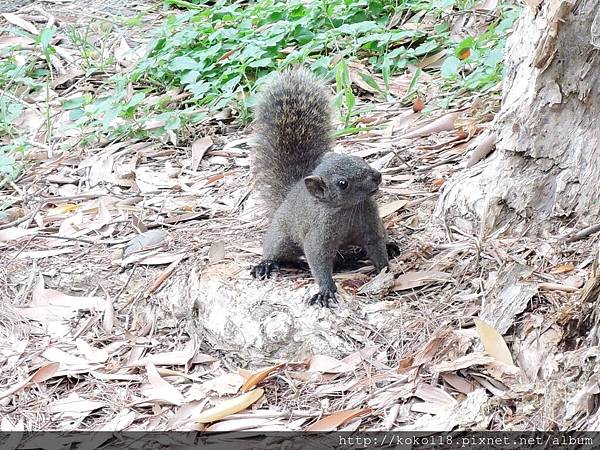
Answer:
253 67 333 210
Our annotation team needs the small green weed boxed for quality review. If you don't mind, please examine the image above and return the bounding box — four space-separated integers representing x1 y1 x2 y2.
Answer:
440 4 520 94
0 0 522 179
126 0 520 127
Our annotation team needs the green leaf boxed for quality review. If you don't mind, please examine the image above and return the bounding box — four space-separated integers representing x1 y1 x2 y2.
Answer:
404 68 421 99
248 58 272 68
180 70 199 85
454 36 475 58
294 26 314 45
102 107 120 129
441 56 461 78
414 40 438 56
221 74 241 93
484 47 504 67
38 27 56 55
188 80 210 98
358 72 383 94
433 0 456 8
240 43 265 61
335 60 350 91
6 102 23 122
337 21 379 35
0 153 18 178
63 97 87 110
345 88 355 111
69 108 85 121
169 56 199 71
126 92 146 108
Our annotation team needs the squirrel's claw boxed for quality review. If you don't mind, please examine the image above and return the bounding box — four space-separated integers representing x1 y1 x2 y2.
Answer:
386 241 401 259
308 289 338 308
251 260 279 279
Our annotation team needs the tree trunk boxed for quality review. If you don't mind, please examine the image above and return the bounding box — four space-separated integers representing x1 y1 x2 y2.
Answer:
437 0 600 235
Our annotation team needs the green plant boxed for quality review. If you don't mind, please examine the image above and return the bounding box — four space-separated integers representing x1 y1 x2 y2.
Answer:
440 4 520 92
131 0 436 112
124 0 520 128
0 0 523 176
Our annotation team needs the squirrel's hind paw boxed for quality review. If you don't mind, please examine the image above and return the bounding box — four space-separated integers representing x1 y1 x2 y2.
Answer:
251 260 279 279
386 241 401 259
308 289 338 308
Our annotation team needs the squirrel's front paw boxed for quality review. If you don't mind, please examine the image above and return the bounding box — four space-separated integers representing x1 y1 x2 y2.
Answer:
251 260 279 279
308 288 338 308
386 241 401 259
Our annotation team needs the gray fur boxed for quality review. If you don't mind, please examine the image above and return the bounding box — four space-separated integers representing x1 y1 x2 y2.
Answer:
251 68 389 307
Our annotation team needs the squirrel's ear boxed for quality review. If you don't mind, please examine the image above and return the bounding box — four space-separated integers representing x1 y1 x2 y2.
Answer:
304 176 327 200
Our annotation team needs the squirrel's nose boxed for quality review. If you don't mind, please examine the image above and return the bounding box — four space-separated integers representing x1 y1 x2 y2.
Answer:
372 171 382 185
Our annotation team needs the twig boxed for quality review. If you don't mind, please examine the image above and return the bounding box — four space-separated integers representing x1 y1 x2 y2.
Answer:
563 223 600 243
30 233 99 244
0 204 43 231
538 282 579 293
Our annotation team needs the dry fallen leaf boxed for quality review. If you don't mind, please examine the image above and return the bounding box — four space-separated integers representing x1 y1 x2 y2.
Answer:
550 262 575 274
114 37 134 67
466 132 496 167
378 199 409 218
308 355 354 373
306 408 371 431
394 270 453 291
523 0 543 11
441 373 476 394
401 111 461 140
191 136 213 171
2 13 39 34
417 51 446 69
0 227 36 243
238 368 252 380
31 274 104 310
194 388 264 424
129 340 197 367
15 248 76 260
123 229 168 257
414 383 457 407
206 417 279 432
1 416 24 431
48 392 106 418
42 347 94 372
145 253 187 294
101 409 137 431
47 203 79 216
240 364 284 393
413 96 425 112
349 69 381 94
431 353 496 373
208 241 226 263
0 362 59 401
474 319 514 365
103 294 114 334
144 362 184 405
76 338 109 363
0 35 33 49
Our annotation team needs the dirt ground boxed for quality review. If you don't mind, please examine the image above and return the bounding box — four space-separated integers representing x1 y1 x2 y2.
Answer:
1 0 599 433
0 0 34 14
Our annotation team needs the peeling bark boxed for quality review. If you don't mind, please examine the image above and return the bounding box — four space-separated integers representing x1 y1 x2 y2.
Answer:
437 0 600 235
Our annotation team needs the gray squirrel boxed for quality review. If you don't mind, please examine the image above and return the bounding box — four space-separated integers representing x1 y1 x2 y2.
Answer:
250 68 392 307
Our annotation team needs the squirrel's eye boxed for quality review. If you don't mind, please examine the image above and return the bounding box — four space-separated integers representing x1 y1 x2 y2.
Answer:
338 179 348 190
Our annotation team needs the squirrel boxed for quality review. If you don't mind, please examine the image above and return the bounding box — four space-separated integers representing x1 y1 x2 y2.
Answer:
250 68 391 307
